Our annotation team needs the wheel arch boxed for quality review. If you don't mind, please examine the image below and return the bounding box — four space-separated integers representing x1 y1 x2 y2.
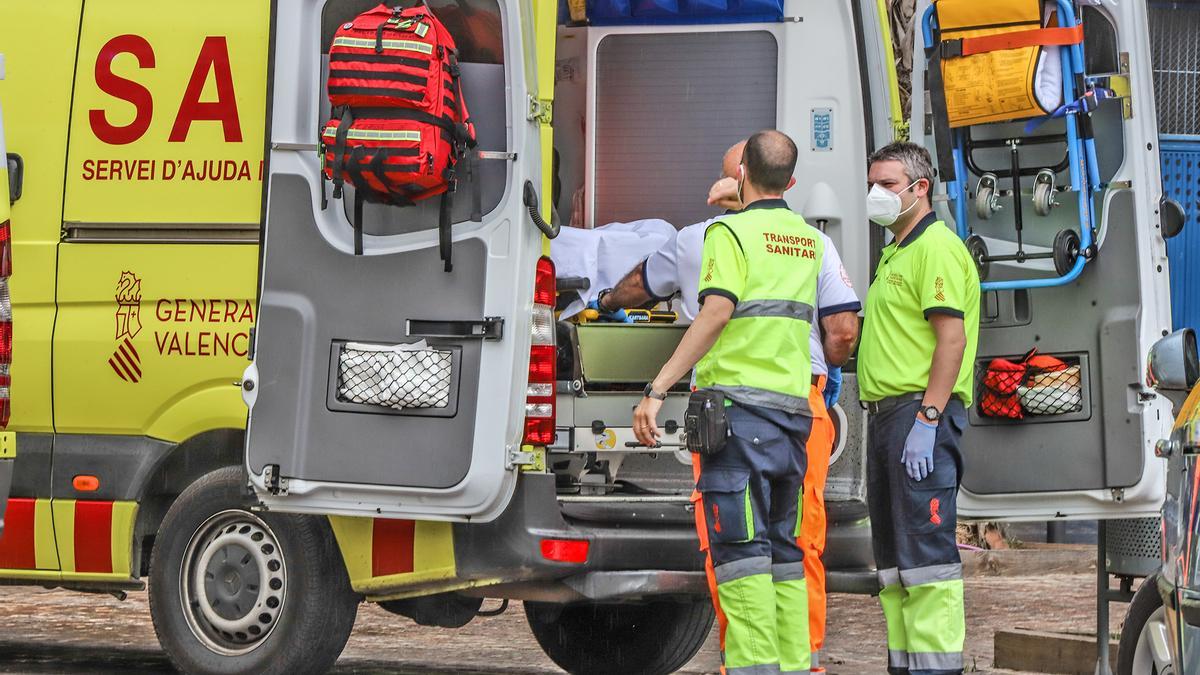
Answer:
132 428 244 578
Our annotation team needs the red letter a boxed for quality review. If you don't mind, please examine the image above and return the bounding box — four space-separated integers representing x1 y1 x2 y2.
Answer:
168 36 242 142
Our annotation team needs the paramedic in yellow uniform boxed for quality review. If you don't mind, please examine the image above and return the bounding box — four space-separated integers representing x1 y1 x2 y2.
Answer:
858 142 980 675
635 130 825 674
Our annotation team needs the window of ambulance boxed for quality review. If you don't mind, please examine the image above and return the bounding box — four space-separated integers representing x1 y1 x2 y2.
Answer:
320 0 508 238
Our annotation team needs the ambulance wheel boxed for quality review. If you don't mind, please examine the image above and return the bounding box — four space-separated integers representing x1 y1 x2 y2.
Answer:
1117 575 1173 675
525 598 714 675
1053 229 1081 277
965 234 990 281
149 466 359 675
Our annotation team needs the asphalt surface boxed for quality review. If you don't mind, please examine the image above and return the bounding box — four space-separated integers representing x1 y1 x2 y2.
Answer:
0 572 1126 674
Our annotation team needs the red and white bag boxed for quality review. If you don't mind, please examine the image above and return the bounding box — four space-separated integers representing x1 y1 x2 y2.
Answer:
322 2 476 270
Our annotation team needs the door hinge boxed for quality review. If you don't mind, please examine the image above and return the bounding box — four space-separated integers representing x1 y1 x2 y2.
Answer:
263 464 289 496
527 96 553 125
506 445 538 470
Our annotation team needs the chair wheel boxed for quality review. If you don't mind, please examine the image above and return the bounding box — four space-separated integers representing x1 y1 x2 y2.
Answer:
965 234 990 281
1033 169 1058 217
1053 229 1080 276
975 173 1000 220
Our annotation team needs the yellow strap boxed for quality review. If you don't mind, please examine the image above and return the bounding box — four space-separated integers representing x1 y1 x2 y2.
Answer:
323 127 422 142
332 37 433 55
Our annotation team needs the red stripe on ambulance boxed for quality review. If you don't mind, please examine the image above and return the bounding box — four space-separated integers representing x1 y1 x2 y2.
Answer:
371 518 415 577
0 498 36 569
74 500 114 573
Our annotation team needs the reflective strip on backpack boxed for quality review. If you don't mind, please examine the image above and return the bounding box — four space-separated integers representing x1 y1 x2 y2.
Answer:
322 127 422 142
332 37 434 55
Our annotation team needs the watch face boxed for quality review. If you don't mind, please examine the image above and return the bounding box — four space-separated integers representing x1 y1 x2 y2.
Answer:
924 406 940 420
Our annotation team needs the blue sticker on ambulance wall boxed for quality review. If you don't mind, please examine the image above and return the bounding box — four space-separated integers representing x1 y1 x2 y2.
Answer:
811 108 833 152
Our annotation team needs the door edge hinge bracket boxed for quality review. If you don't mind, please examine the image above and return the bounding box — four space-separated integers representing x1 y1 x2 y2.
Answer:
262 464 289 496
506 445 537 469
1110 487 1125 502
527 96 553 125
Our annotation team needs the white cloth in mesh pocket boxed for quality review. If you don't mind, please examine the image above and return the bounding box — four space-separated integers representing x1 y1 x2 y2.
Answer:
338 340 452 409
1018 365 1082 415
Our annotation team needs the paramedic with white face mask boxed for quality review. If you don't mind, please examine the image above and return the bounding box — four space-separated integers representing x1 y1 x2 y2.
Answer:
599 141 860 672
858 142 980 675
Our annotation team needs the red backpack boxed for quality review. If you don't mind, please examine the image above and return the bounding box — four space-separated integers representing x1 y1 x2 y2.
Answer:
322 2 476 270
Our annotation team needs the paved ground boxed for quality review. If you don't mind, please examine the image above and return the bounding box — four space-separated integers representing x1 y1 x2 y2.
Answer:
0 572 1128 674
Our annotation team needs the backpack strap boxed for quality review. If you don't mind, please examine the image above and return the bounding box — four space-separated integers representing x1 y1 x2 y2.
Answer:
330 107 354 199
446 49 481 222
439 191 453 273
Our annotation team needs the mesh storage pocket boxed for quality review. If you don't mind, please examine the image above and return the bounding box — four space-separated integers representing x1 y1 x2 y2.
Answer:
337 340 452 409
1018 365 1083 415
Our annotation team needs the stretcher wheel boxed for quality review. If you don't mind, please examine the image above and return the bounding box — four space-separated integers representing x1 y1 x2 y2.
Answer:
975 173 1001 220
1053 229 1080 277
1033 169 1058 217
965 234 990 281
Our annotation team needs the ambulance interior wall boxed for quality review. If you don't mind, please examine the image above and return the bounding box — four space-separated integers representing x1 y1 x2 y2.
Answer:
320 0 508 236
551 27 777 230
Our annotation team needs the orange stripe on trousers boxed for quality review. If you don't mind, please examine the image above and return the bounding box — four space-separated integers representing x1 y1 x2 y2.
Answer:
74 501 114 573
372 518 416 577
803 377 834 654
0 498 36 569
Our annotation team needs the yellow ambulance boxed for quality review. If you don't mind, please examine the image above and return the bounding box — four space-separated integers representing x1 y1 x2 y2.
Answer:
0 0 1179 674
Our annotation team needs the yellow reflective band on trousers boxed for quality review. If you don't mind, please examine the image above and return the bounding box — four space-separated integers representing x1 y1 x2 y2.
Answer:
774 576 811 673
879 566 966 672
695 209 823 413
332 36 434 54
717 571 780 673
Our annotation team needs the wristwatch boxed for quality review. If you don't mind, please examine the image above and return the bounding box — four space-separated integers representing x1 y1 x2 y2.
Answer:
596 288 615 312
643 383 669 400
919 405 942 422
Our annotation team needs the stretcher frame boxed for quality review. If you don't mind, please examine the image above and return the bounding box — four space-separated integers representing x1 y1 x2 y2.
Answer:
921 0 1102 292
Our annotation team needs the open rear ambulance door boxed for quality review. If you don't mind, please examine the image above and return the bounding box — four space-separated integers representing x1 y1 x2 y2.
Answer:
907 0 1172 520
244 0 547 522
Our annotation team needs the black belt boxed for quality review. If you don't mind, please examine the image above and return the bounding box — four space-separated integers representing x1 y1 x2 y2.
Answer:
862 393 926 415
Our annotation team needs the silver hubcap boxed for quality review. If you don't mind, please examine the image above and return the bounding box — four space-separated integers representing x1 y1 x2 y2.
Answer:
180 510 287 656
1133 605 1173 675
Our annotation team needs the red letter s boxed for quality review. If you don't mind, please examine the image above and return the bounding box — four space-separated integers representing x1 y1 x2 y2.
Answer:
89 34 155 146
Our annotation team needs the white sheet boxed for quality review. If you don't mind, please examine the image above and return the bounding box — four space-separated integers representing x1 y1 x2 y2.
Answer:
550 219 676 319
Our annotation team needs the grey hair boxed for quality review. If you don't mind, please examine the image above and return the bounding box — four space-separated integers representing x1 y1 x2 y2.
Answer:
868 141 936 187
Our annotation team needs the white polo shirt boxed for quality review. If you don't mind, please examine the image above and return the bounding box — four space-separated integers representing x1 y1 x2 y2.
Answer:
643 217 860 376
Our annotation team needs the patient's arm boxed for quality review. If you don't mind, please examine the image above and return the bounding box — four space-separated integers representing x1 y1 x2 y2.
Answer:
598 263 658 312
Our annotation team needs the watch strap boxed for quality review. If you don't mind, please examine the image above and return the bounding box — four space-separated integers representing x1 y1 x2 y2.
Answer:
644 383 668 400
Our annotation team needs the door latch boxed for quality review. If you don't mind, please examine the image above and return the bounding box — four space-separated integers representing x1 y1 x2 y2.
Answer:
527 96 553 125
262 464 289 496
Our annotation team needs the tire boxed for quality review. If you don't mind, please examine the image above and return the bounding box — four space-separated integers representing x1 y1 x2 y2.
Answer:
149 467 359 675
525 598 714 675
1117 574 1174 675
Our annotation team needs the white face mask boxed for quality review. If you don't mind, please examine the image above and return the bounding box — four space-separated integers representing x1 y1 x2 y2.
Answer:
866 181 920 226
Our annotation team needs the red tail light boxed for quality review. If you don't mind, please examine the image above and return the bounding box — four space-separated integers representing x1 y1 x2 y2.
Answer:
0 218 12 428
523 257 556 446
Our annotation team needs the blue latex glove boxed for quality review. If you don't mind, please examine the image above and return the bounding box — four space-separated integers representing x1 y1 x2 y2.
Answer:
823 367 843 410
586 299 633 323
900 418 938 481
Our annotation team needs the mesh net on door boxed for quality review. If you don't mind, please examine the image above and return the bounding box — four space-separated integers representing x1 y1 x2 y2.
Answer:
337 341 452 409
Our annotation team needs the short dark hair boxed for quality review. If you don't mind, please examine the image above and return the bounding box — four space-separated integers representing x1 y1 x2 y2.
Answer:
742 130 797 194
868 142 936 187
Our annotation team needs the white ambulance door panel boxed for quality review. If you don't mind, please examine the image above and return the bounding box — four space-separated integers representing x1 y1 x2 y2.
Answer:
909 0 1171 520
244 0 542 522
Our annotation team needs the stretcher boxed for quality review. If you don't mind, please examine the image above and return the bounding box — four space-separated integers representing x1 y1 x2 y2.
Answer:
921 0 1105 291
